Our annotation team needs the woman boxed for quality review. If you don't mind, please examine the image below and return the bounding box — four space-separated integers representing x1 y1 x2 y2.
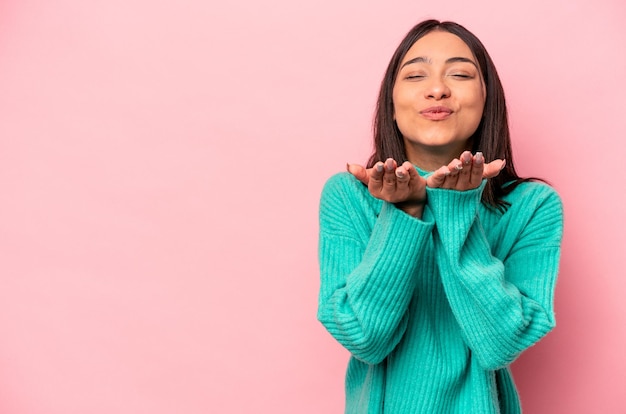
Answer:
317 20 563 413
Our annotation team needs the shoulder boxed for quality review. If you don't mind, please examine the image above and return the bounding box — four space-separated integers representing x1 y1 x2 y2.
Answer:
499 181 564 233
503 180 562 212
479 181 564 251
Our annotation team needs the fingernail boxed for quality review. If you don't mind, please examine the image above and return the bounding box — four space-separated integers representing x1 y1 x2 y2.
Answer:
376 163 384 172
455 162 463 171
395 168 405 178
462 152 472 165
500 159 507 170
475 152 484 164
385 159 394 171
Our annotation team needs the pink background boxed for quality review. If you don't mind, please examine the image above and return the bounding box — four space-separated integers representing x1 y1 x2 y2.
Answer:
0 1 624 413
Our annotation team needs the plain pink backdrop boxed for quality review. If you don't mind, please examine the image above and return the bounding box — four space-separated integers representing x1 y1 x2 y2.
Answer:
1 0 625 413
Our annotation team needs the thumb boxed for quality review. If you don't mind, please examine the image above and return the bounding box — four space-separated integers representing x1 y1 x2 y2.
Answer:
426 166 451 188
347 163 369 185
482 159 506 179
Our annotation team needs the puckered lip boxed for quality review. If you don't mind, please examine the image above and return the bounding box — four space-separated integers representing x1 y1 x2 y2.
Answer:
420 106 453 114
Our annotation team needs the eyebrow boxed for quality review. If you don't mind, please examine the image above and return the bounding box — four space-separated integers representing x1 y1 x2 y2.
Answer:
401 56 478 69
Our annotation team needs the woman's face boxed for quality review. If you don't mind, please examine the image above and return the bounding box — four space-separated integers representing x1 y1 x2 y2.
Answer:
393 30 486 162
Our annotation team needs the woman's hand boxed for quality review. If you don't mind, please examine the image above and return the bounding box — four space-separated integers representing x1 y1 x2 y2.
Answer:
347 158 427 218
426 151 506 190
347 152 505 216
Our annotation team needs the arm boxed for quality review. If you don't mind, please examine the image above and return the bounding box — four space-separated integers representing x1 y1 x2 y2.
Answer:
426 182 563 370
317 173 434 364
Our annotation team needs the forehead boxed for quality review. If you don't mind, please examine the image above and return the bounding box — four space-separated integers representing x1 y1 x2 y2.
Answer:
401 31 474 64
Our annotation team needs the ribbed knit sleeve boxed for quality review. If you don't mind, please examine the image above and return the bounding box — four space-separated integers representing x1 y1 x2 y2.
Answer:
425 181 563 370
317 173 435 365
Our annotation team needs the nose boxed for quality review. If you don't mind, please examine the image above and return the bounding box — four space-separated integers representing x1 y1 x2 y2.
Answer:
424 77 450 100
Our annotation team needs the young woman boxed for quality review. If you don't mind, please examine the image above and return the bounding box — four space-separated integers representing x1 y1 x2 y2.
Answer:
317 20 563 413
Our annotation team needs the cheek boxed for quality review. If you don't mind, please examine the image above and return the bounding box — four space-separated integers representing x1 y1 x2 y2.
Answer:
392 93 412 122
462 85 485 107
461 89 486 120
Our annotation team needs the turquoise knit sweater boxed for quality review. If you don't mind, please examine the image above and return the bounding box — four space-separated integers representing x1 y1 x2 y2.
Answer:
317 171 563 413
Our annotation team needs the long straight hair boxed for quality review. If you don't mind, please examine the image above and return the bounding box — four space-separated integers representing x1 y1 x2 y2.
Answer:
368 20 534 209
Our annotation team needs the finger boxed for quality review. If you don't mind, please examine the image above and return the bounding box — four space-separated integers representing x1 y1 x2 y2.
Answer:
393 166 409 199
447 158 464 175
400 162 428 202
346 163 368 184
381 158 398 194
441 159 463 189
482 159 506 179
469 152 484 187
395 165 410 187
455 151 474 189
368 162 385 193
402 161 422 188
426 166 450 188
459 151 472 174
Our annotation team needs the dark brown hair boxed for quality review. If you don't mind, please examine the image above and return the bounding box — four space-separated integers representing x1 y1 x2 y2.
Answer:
368 19 535 209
